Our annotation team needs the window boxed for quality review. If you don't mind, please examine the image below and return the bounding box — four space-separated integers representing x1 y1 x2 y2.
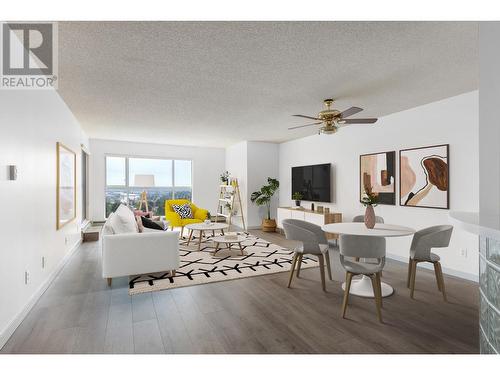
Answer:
105 156 192 217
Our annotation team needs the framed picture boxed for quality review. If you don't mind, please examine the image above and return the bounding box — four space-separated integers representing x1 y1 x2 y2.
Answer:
399 144 449 209
360 151 396 205
57 142 77 229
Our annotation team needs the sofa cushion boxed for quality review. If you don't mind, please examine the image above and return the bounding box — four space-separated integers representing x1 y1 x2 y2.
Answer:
110 204 138 234
172 203 194 219
102 213 115 235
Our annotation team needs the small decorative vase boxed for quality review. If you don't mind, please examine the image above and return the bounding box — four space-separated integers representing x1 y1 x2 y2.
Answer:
364 205 375 229
295 200 301 207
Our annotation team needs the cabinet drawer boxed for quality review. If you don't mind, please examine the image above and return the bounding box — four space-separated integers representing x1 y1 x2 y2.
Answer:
304 212 325 226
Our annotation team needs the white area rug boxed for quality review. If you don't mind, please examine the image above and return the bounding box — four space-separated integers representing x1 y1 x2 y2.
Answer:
128 232 318 295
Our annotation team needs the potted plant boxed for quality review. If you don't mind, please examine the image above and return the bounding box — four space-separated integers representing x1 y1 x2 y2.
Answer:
220 171 230 185
292 191 303 207
204 212 212 225
361 183 379 229
250 177 280 232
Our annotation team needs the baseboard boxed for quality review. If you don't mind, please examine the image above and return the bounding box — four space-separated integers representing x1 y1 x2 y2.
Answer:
387 252 478 283
0 239 82 350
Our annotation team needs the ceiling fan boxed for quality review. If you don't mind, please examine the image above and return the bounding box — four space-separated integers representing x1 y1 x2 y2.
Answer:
289 98 378 134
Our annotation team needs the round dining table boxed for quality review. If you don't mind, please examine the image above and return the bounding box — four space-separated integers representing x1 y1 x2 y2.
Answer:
322 222 415 298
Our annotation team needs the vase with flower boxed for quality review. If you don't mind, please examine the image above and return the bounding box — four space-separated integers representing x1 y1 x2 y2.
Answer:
361 183 379 229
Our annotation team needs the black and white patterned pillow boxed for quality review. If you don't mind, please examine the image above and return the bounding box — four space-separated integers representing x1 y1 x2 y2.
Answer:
172 203 193 219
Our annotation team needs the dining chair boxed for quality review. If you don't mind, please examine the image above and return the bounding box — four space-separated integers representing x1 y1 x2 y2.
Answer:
282 219 333 292
407 225 453 301
339 234 386 323
352 215 384 261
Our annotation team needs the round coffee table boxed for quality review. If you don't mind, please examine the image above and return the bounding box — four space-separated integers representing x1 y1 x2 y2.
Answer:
185 222 229 251
211 235 247 255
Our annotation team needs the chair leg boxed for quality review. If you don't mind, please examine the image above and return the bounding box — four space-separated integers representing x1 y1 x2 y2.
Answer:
437 262 447 302
341 272 353 318
371 274 383 323
318 254 326 292
375 272 383 308
107 278 112 287
296 254 304 278
354 257 360 262
324 251 333 281
433 262 442 291
180 226 184 237
287 253 299 288
410 259 417 299
171 270 176 277
407 257 412 288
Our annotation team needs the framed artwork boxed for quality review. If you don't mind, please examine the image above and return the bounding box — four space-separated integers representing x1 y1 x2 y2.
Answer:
399 144 449 209
57 142 77 229
359 151 396 205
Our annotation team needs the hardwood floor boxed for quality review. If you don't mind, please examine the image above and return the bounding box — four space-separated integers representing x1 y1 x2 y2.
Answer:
1 229 479 354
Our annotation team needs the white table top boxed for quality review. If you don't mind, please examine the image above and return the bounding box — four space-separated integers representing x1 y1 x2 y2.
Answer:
212 235 246 243
322 222 415 237
185 222 229 231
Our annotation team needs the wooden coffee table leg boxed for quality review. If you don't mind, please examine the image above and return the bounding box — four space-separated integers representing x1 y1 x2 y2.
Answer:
186 229 193 245
221 229 225 235
197 230 203 251
213 242 220 255
238 242 244 255
212 230 215 237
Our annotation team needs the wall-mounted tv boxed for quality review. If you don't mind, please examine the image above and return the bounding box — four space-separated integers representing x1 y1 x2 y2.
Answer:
291 163 331 202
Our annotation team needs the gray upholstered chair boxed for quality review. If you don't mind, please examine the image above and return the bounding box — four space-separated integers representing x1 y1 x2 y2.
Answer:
407 225 453 301
282 219 332 292
339 234 386 323
352 215 384 261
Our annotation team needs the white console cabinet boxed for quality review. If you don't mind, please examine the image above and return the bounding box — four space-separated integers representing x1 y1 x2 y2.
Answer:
277 207 342 240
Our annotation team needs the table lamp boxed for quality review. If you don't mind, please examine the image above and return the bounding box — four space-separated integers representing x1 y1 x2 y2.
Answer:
134 174 155 212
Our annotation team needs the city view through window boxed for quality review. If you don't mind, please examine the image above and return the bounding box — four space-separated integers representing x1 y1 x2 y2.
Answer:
105 156 192 217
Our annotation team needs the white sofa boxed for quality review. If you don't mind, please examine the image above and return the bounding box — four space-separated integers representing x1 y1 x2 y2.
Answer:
101 214 180 286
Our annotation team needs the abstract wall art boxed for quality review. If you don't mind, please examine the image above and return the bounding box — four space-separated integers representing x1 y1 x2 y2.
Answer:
360 151 396 205
399 144 449 209
57 142 77 229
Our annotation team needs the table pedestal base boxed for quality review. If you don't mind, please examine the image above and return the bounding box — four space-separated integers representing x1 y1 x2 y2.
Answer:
341 275 394 298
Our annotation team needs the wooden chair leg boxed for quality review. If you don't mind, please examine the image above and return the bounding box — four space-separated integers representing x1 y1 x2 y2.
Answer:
341 272 353 318
407 257 412 288
318 254 326 292
287 253 298 288
375 272 383 308
171 270 176 276
324 251 333 281
433 262 442 291
437 262 447 302
410 260 417 299
107 278 112 287
181 226 184 237
296 254 304 278
371 274 383 323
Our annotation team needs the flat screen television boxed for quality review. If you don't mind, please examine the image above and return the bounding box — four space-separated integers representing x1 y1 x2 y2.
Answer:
291 163 331 202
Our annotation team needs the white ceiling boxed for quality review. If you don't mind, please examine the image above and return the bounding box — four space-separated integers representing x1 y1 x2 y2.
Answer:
57 22 478 148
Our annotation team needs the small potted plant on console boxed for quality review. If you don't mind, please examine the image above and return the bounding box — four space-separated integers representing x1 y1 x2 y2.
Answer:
292 191 303 207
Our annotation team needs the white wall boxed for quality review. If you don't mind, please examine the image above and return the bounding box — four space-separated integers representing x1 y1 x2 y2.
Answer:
0 89 88 348
279 91 479 280
247 142 279 227
89 139 225 221
225 141 279 228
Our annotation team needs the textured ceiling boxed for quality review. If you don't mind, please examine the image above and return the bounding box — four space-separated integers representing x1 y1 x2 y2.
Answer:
57 22 478 148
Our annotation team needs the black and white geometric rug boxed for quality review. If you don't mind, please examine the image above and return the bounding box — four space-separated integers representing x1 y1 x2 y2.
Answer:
128 232 318 295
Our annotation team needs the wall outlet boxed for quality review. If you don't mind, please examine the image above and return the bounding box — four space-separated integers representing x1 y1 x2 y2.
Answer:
25 270 30 285
42 256 45 269
460 248 468 258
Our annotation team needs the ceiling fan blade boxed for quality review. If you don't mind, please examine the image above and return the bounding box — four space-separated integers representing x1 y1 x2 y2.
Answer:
292 114 321 121
341 118 378 124
288 122 322 130
339 107 363 118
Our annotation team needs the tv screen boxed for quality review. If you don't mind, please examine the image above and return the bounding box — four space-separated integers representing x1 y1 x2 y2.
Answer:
291 163 331 202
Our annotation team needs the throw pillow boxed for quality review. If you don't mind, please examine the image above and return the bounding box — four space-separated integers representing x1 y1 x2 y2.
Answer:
110 204 139 234
102 213 115 235
172 203 193 219
141 216 164 231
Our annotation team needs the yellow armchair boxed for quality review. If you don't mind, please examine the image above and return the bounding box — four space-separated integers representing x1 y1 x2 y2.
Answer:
165 199 208 232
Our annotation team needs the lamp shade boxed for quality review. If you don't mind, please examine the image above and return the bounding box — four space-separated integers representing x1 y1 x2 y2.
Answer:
134 174 155 187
